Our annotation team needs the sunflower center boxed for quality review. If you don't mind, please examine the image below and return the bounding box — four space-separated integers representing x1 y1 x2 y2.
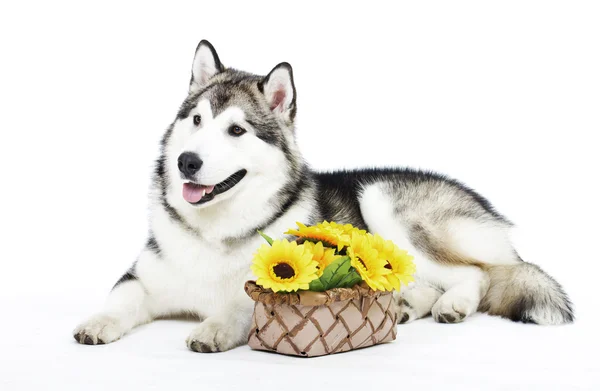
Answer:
273 262 295 279
384 261 392 270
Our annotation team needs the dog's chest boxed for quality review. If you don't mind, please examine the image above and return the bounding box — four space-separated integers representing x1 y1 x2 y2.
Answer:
140 231 260 318
142 198 315 317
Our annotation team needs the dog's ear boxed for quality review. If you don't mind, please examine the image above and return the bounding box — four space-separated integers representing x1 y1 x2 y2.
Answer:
258 62 297 124
190 40 224 94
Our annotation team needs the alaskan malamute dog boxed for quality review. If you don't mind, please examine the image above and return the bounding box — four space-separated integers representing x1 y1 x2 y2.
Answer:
74 40 573 352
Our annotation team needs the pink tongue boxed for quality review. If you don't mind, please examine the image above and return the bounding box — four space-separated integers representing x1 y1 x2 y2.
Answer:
182 183 205 203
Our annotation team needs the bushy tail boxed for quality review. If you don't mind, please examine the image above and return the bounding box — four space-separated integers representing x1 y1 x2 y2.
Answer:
480 262 574 325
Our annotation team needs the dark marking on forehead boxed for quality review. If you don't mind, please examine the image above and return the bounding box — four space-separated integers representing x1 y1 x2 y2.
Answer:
206 80 261 117
209 87 232 115
176 68 292 150
207 83 249 117
178 69 262 119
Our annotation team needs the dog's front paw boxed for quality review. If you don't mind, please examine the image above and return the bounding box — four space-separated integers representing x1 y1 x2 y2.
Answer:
186 319 242 353
432 293 475 324
395 297 419 324
73 314 124 345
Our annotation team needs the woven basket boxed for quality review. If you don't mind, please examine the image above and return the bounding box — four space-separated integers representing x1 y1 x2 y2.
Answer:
245 281 397 357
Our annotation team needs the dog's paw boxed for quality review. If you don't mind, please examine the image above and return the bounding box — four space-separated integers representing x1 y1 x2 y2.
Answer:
395 297 418 324
432 294 475 324
186 319 241 353
73 314 124 345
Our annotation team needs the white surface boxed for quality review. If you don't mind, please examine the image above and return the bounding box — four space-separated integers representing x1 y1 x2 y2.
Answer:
1 1 599 390
2 295 597 390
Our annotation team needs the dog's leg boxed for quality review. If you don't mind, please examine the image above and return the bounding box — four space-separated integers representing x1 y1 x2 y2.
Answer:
431 266 490 323
394 281 443 324
73 272 152 345
186 293 253 353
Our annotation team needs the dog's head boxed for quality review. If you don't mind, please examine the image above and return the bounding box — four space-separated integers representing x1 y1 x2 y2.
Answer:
162 40 301 210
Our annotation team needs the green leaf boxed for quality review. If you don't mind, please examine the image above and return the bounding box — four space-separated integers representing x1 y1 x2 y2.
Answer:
307 258 365 292
308 278 326 292
257 230 274 245
318 256 352 290
337 269 363 288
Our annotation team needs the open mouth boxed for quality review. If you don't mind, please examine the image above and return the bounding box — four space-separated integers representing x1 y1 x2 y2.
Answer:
182 169 247 205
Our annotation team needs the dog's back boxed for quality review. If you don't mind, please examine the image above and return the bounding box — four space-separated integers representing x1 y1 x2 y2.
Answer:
313 168 573 324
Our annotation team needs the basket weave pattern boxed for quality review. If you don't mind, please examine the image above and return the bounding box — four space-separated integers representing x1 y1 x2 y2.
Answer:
245 281 397 357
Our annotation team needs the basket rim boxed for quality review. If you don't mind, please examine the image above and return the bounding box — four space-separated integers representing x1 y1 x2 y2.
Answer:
244 280 389 306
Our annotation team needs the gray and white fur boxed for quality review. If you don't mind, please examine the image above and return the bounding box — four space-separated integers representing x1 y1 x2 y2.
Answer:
73 40 574 352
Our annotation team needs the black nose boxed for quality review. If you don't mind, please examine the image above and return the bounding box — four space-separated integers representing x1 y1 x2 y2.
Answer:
177 152 203 177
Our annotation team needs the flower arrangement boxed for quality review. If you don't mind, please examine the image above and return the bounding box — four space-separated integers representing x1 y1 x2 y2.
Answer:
251 221 415 293
245 222 416 357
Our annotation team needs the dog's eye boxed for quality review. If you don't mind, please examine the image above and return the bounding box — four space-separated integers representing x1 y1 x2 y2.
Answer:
193 115 202 126
228 125 246 137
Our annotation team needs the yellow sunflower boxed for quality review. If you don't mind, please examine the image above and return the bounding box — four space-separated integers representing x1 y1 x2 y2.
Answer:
285 221 349 250
369 234 416 291
323 221 367 238
346 232 391 291
301 241 342 277
251 240 319 292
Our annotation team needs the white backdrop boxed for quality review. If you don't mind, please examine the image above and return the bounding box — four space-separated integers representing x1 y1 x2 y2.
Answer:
1 1 599 390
